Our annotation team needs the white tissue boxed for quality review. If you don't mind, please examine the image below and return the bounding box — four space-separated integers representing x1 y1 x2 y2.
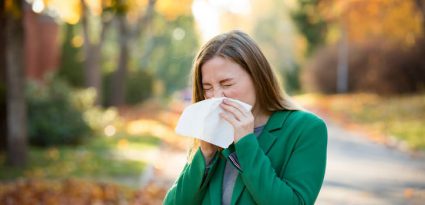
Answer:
175 97 252 148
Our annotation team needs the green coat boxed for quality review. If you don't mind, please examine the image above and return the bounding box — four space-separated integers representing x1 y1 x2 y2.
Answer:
163 110 327 205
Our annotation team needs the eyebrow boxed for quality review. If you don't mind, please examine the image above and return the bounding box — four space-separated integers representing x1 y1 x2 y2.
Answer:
202 78 234 86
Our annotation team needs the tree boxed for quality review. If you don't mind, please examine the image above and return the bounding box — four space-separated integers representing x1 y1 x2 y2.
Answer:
291 0 328 56
3 0 28 166
139 14 199 97
0 0 7 152
80 0 114 105
36 0 192 105
57 23 85 87
109 0 194 103
110 0 156 106
321 0 423 92
318 0 423 46
110 13 129 106
415 0 425 32
22 0 112 104
251 0 302 93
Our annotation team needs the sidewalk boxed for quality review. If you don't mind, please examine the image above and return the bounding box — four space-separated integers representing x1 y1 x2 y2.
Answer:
317 121 425 205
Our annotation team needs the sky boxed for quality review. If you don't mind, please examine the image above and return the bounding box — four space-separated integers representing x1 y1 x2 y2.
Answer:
191 0 252 42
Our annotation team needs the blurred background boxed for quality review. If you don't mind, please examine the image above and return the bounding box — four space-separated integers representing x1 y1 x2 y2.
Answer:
1 0 424 204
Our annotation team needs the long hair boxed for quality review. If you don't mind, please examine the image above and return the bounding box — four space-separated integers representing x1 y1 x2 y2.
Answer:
192 30 298 111
188 30 299 161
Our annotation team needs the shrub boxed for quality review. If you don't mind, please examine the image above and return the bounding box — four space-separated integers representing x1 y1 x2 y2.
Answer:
71 88 119 133
125 70 154 105
103 70 153 106
304 38 425 94
27 78 91 147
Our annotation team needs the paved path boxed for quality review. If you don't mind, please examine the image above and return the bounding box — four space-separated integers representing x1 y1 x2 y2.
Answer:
317 121 425 205
145 121 425 204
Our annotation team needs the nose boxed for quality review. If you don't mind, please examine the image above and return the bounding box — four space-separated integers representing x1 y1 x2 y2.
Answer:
213 87 225 98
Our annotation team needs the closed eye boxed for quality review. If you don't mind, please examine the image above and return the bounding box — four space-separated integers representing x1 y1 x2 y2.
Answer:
220 78 234 87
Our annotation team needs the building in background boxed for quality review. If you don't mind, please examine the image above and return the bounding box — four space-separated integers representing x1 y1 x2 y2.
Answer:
24 5 60 81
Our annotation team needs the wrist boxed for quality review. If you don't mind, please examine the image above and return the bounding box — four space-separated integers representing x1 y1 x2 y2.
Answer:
234 131 252 143
201 149 215 164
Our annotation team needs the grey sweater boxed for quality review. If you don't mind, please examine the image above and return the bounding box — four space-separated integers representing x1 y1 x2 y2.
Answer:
222 125 265 205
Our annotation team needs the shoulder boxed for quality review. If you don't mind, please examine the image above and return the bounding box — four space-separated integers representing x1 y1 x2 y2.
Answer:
288 110 325 126
272 110 328 142
272 109 325 127
289 110 327 142
273 110 328 152
266 109 327 139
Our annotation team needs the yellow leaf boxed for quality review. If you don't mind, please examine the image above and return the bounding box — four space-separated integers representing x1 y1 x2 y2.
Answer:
156 0 193 20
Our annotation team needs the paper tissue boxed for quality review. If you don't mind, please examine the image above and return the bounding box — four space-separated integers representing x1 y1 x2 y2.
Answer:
175 97 252 148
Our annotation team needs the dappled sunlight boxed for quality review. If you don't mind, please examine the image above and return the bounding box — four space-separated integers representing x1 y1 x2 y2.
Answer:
112 137 159 165
104 125 117 137
292 93 322 107
2 0 424 203
126 119 174 139
123 106 192 151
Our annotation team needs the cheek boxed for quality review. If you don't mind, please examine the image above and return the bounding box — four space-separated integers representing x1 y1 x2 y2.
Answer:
204 90 214 99
224 86 255 104
223 89 239 99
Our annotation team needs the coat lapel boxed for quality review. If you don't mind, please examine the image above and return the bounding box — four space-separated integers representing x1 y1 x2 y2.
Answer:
258 111 291 153
208 156 225 205
230 110 292 204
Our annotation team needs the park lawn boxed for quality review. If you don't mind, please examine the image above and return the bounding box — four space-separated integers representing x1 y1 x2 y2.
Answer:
294 93 425 150
0 133 161 188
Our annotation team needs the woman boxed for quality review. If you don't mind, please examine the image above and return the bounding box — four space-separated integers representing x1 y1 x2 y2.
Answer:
163 30 327 205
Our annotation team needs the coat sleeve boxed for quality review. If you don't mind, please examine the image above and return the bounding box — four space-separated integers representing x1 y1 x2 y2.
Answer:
163 148 219 205
234 115 327 205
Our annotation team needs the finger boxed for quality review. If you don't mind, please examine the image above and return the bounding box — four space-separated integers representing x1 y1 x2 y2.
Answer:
223 99 250 115
220 103 243 121
220 112 238 127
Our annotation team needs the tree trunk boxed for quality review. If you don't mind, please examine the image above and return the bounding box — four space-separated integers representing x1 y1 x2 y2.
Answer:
80 0 112 105
132 0 156 38
110 0 156 106
337 25 349 93
81 0 102 105
0 0 7 152
83 43 103 104
110 15 129 106
5 0 27 166
416 0 425 32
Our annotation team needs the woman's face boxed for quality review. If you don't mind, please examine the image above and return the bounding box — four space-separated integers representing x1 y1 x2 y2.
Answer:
201 56 256 108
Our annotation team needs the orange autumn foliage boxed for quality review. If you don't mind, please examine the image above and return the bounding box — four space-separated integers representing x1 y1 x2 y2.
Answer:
319 0 423 46
0 178 168 205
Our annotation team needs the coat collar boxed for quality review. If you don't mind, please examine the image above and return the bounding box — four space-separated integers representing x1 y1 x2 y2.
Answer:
257 110 292 153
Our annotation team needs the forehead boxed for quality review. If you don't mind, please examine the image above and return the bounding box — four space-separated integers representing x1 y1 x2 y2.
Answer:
201 56 248 82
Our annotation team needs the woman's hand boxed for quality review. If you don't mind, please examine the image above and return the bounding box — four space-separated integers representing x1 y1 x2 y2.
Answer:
199 140 218 165
219 99 254 143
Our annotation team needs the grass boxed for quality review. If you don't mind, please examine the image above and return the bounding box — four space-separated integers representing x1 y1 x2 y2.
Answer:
0 133 161 188
294 93 425 150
